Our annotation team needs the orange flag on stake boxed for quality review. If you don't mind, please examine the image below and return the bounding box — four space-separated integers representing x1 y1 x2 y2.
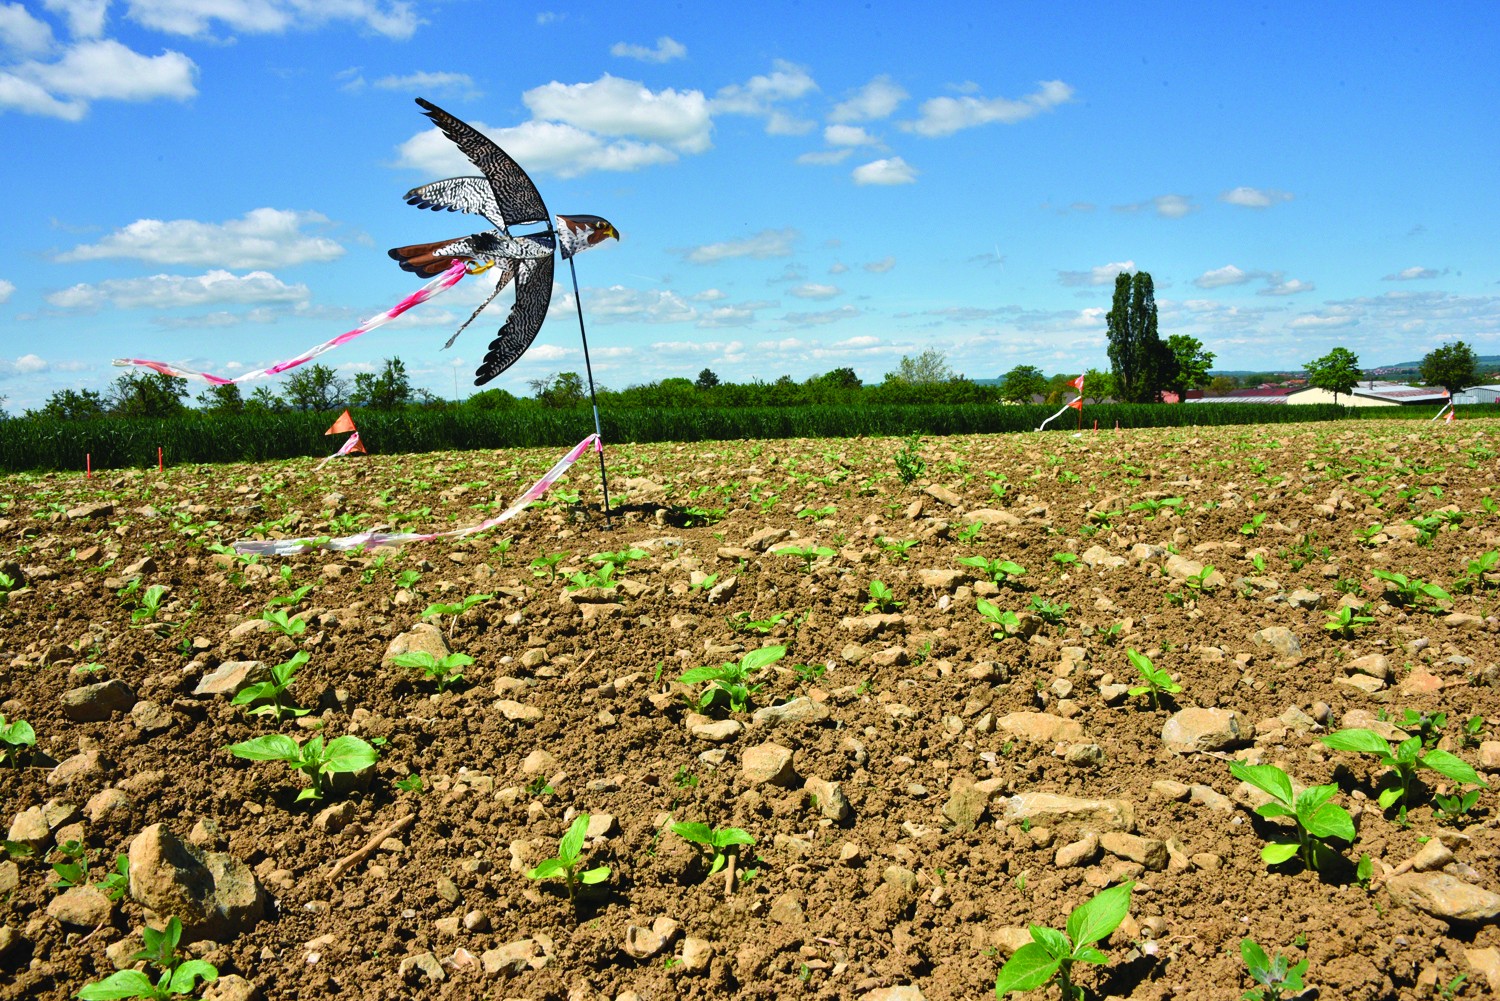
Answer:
1070 374 1085 392
1067 397 1083 411
325 409 356 435
1445 408 1456 425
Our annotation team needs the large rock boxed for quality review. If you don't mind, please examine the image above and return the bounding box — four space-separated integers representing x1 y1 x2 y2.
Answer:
1161 708 1251 754
1386 871 1500 923
382 623 449 668
128 824 266 940
193 661 270 697
61 680 136 721
47 885 112 928
804 776 851 822
1081 545 1126 570
995 792 1134 832
742 743 796 786
1251 627 1302 659
995 712 1085 745
751 697 830 728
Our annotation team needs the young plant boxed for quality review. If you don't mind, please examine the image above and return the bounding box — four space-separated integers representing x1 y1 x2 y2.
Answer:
976 598 1021 639
773 544 837 573
670 820 756 878
78 917 217 1001
1182 564 1217 593
265 584 313 609
1249 553 1267 574
1028 596 1071 626
1432 788 1482 826
727 610 786 635
1239 938 1308 1001
689 572 720 592
1371 569 1450 609
421 592 492 639
524 813 610 901
678 646 785 712
878 537 918 562
0 713 37 766
226 733 378 802
1240 513 1267 537
260 607 307 637
591 547 647 573
131 584 169 625
391 650 473 692
1125 649 1181 709
1228 761 1354 871
993 881 1134 1000
1051 552 1080 568
95 854 130 902
530 551 569 583
958 556 1027 587
1128 496 1183 519
1323 604 1376 637
1319 727 1487 826
1454 550 1499 593
955 521 983 545
894 434 925 485
863 580 903 613
231 651 310 720
49 839 90 889
566 562 618 592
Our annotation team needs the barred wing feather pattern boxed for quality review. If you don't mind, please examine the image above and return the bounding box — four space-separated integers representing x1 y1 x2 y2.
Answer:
415 97 548 228
474 253 555 386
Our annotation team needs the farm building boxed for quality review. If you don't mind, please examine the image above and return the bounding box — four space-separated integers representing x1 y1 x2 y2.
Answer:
1284 381 1450 407
1454 384 1500 405
1185 386 1294 405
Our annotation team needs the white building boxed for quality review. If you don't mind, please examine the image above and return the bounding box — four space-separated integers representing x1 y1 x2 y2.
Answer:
1286 381 1450 407
1454 385 1500 405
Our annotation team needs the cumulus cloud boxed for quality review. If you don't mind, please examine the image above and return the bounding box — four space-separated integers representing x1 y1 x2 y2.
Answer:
1220 186 1293 208
1288 312 1359 330
1260 277 1314 296
372 71 478 97
0 278 13 303
1194 265 1256 289
904 79 1072 137
577 285 696 325
788 283 840 300
863 256 895 273
679 228 798 264
852 156 916 185
829 75 907 122
523 74 711 153
824 124 879 146
1 37 196 119
397 117 678 178
122 0 419 40
796 148 853 166
57 208 344 268
1057 260 1134 287
1113 194 1196 219
46 269 310 311
610 35 686 63
713 59 816 114
1382 266 1439 281
1 4 54 53
783 305 859 327
42 0 108 38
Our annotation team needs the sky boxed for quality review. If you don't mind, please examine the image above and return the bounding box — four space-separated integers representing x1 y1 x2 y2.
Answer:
2 1 1498 412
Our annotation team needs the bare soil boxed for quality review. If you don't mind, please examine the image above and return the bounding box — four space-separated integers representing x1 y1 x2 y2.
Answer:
3 420 1500 1001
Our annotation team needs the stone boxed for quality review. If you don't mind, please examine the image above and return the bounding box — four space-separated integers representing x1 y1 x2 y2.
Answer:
1161 708 1251 754
623 917 679 959
48 749 106 787
1386 871 1500 923
585 814 618 838
688 718 742 742
0 861 17 895
46 885 113 928
495 700 543 722
192 661 270 697
312 801 355 835
966 508 1021 527
741 743 796 786
865 987 926 1001
1081 545 1126 570
61 680 136 721
7 806 51 851
130 701 173 733
398 951 446 984
521 749 558 775
1336 674 1387 694
680 936 713 973
706 576 738 604
804 776 851 822
751 697 830 728
1402 839 1454 873
1286 589 1323 610
382 623 449 668
482 938 541 975
839 612 903 640
941 778 988 832
1344 654 1391 681
1055 833 1099 868
1251 626 1302 659
202 975 260 1001
882 865 918 894
744 527 791 551
917 568 969 591
1480 741 1500 771
1099 832 1168 870
769 891 804 925
996 793 1134 831
1465 947 1500 994
1164 555 1225 588
128 824 266 940
66 501 114 521
995 712 1085 745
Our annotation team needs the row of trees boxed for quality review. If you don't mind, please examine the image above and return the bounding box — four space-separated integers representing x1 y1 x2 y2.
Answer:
1305 340 1482 402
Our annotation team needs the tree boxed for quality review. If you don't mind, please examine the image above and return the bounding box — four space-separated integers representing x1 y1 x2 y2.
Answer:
695 368 720 390
1166 335 1215 396
817 367 862 390
246 386 287 412
999 364 1047 403
352 357 413 410
1303 347 1362 404
528 372 586 408
29 388 108 421
1081 367 1117 404
885 348 955 384
107 371 188 418
1105 271 1174 402
196 382 245 414
1206 375 1237 397
283 364 348 412
1419 340 1478 397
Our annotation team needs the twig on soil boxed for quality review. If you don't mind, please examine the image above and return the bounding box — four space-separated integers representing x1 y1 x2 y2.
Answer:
328 812 415 882
725 848 735 899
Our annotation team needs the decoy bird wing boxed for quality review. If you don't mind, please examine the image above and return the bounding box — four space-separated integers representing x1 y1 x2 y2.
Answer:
417 98 549 229
403 177 509 230
473 253 555 386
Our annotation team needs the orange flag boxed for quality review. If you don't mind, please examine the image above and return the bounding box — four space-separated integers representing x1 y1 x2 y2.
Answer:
1069 374 1085 391
1445 408 1456 424
325 409 356 435
1067 397 1083 411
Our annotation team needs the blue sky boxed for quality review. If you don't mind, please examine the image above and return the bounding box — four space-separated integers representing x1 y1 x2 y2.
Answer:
2 1 1497 412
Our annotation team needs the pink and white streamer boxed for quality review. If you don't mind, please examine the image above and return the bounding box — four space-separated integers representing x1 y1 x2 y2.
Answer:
113 260 470 385
314 431 364 472
233 434 602 556
1036 397 1082 431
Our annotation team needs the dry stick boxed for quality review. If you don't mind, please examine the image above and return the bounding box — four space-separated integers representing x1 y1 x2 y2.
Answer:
328 812 415 882
724 848 736 899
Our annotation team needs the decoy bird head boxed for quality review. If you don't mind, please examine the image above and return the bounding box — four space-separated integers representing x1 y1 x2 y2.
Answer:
557 214 621 247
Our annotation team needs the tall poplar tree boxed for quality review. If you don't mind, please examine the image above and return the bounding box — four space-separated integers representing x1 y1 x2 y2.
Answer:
1105 271 1174 402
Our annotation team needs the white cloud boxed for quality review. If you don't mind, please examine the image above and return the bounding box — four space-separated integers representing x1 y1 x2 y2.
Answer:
1 38 196 118
788 283 840 300
828 261 848 274
397 117 678 178
610 36 686 63
1260 277 1314 296
43 0 107 38
905 79 1072 137
46 269 310 311
829 75 907 122
373 71 478 97
123 0 420 40
765 110 815 135
579 285 696 325
1194 265 1255 289
1151 194 1196 219
1288 312 1359 330
852 156 916 185
1 4 54 53
691 289 726 302
824 124 879 146
783 305 859 326
713 59 816 114
58 208 344 268
1057 260 1134 286
796 148 853 166
1382 266 1439 281
1220 186 1293 209
523 74 711 152
0 278 13 303
863 256 895 273
14 352 47 372
680 228 798 264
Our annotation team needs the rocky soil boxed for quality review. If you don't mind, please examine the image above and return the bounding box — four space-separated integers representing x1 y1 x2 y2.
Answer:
3 420 1500 1001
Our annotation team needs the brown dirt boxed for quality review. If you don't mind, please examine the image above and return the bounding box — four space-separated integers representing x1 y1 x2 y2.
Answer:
3 420 1500 1001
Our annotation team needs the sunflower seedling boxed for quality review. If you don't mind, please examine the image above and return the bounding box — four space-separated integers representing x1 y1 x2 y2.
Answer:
993 881 1134 1000
1028 596 1071 626
679 646 785 713
958 556 1027 588
0 713 37 766
774 545 837 572
1240 513 1267 537
231 651 310 720
591 547 647 573
421 592 492 639
1454 550 1499 593
95 854 130 901
525 813 610 901
78 916 217 1001
878 537 918 561
1229 761 1354 871
1126 649 1180 709
265 584 313 609
670 820 756 878
530 551 569 583
226 733 378 802
48 839 90 889
1319 727 1487 826
131 584 169 625
1323 604 1375 637
391 650 473 692
260 607 307 637
863 580 903 613
1371 569 1450 609
976 598 1021 639
1239 938 1308 1001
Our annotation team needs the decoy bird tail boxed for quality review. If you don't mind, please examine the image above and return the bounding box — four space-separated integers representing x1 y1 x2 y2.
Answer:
388 240 469 276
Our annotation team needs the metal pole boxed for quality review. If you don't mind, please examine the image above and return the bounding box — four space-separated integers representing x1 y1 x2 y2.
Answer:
566 253 612 524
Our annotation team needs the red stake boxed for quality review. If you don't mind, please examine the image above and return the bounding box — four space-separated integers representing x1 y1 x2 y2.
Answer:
158 446 163 472
86 453 91 478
